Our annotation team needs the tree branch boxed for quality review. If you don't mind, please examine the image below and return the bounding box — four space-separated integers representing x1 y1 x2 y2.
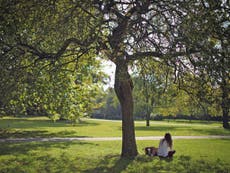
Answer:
126 51 163 60
18 37 92 60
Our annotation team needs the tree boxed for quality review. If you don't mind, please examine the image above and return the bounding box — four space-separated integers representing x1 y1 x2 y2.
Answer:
93 1 198 158
0 1 106 122
92 87 121 119
132 58 173 126
176 0 230 128
132 61 204 121
1 0 226 158
0 47 105 122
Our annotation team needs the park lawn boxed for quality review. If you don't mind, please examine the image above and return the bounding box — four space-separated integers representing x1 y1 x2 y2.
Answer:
0 139 230 173
0 116 230 138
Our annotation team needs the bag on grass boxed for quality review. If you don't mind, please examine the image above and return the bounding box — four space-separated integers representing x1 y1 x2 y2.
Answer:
144 147 156 156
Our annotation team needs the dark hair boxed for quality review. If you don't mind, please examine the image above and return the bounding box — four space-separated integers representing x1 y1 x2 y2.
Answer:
164 133 173 148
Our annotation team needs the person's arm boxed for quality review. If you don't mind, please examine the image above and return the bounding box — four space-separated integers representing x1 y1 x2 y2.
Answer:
158 139 163 148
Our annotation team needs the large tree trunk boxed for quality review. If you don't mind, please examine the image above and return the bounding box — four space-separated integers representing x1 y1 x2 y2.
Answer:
114 60 138 158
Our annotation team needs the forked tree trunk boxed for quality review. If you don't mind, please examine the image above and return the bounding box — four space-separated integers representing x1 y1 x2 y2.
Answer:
114 60 138 158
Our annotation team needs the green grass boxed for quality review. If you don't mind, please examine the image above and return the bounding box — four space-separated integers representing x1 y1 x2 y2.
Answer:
1 117 230 172
0 139 230 173
0 116 230 138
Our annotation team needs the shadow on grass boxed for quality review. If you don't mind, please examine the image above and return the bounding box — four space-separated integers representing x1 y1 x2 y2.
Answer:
0 118 99 129
82 154 227 173
0 141 95 155
164 119 220 125
83 155 133 173
82 154 189 173
190 127 230 136
135 124 230 136
0 129 89 138
1 151 229 173
135 126 187 131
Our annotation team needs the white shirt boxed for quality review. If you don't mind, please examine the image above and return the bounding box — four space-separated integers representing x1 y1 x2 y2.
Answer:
157 139 170 157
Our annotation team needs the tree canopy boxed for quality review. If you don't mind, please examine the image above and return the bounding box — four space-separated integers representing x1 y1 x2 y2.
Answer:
0 0 107 122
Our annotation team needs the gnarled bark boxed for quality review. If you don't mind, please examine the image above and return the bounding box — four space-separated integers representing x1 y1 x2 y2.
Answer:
114 60 138 158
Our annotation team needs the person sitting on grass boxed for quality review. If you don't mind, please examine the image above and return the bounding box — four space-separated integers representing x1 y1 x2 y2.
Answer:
145 133 176 157
157 133 176 157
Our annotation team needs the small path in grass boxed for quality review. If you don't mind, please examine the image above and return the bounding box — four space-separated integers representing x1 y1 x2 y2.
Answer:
0 135 230 143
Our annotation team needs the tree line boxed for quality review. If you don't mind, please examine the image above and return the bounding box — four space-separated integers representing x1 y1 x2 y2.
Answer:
92 59 224 124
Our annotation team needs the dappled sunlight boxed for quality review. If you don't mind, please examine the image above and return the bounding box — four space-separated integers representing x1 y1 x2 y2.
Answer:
0 129 89 139
0 141 94 156
0 118 100 129
1 151 228 173
82 155 133 173
0 139 229 172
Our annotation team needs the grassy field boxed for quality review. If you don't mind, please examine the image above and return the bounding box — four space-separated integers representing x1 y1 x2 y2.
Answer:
0 116 230 173
0 116 230 138
0 139 230 173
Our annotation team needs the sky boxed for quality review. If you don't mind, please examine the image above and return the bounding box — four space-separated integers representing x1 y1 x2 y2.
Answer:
101 60 116 89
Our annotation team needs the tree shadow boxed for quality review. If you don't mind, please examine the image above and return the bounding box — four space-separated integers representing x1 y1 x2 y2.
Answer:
0 118 100 138
136 154 193 172
191 127 230 136
0 118 100 129
0 140 95 155
81 154 190 173
83 155 133 173
1 149 229 173
0 129 89 138
165 119 220 125
135 124 230 136
135 126 181 131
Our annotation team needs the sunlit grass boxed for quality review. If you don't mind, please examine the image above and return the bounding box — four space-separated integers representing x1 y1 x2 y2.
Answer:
0 116 229 138
0 117 230 172
0 139 229 173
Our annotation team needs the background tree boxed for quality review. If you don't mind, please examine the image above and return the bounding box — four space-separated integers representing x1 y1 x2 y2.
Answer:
132 58 173 126
175 0 230 128
92 87 121 119
132 60 219 122
0 1 106 122
0 47 106 123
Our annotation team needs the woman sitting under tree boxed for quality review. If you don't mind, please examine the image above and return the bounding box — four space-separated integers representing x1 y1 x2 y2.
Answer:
145 133 176 157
